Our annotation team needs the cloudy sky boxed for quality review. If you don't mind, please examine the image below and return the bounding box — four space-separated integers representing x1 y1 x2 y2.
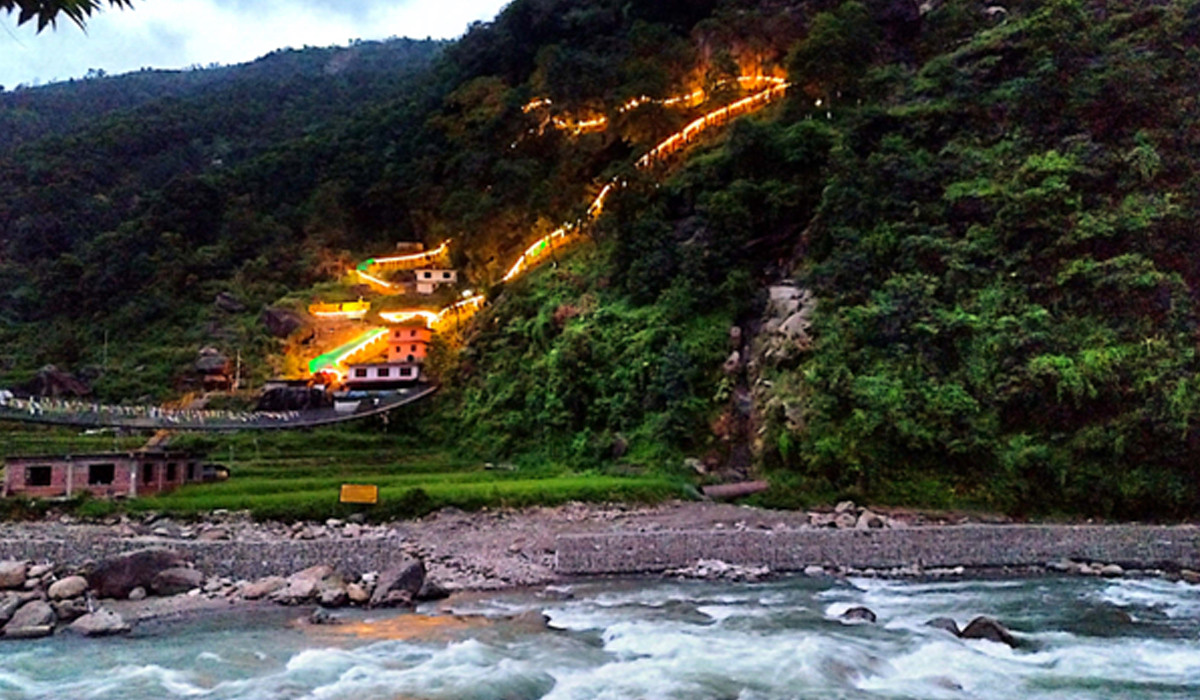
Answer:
0 0 510 89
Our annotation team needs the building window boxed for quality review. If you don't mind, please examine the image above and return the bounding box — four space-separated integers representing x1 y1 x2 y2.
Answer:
410 330 417 337
423 271 432 279
88 463 115 485
166 463 177 481
143 464 156 484
378 367 390 377
442 272 452 280
401 367 413 377
407 355 415 363
26 466 52 487
188 463 198 481
355 368 368 378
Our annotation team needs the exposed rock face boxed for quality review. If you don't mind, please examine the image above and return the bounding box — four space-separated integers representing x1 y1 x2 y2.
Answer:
48 575 88 600
4 600 56 638
0 561 27 589
961 616 1018 648
840 606 877 624
88 548 188 599
369 558 425 608
260 307 305 338
69 609 130 637
151 567 205 596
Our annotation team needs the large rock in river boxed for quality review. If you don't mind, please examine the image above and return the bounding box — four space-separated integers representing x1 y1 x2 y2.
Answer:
961 616 1019 648
88 548 188 599
369 558 425 608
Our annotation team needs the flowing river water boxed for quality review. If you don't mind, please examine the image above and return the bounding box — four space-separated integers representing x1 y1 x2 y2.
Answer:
1 575 1198 699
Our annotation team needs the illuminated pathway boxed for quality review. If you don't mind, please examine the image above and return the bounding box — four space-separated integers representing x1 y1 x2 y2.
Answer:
311 76 791 379
0 76 791 430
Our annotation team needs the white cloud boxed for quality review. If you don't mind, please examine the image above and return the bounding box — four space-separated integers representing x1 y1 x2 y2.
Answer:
0 0 508 89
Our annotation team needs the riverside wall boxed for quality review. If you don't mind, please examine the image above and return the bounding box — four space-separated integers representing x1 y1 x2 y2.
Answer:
554 525 1200 575
0 536 406 580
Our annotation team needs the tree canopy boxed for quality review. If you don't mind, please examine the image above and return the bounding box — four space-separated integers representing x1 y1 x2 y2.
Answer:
1 0 133 31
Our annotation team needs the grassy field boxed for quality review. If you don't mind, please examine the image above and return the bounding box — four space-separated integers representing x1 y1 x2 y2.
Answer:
1 423 690 521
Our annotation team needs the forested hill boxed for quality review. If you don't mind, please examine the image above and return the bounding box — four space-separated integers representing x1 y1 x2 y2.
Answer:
0 37 444 154
3 0 1200 519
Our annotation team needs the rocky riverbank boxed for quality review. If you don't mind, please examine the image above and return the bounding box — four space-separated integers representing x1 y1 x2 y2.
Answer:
0 500 1197 640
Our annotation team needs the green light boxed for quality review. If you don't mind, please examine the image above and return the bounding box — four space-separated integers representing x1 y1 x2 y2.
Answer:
308 328 387 374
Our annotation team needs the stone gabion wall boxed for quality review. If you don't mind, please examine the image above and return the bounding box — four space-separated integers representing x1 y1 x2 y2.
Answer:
555 526 1200 575
0 536 406 580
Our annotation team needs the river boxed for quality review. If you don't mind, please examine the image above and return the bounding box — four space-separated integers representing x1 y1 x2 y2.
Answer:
0 575 1197 699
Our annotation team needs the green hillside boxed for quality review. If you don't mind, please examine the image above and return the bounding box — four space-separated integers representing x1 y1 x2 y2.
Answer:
3 0 1200 519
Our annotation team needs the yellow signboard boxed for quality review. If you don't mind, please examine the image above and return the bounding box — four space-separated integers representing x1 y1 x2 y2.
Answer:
339 484 379 505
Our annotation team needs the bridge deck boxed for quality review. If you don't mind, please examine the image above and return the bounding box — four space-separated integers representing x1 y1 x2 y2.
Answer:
0 384 437 431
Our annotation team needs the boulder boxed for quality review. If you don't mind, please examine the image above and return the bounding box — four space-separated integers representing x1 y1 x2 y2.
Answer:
346 583 370 605
369 558 425 608
271 566 336 606
151 567 205 596
0 593 35 625
1099 564 1125 578
834 500 857 514
48 575 89 600
0 561 27 589
1181 569 1200 585
960 616 1018 648
51 597 89 622
925 617 961 636
834 512 857 529
317 577 349 608
416 578 450 602
197 528 229 541
27 564 53 579
195 348 230 375
803 565 826 577
841 606 877 624
128 587 147 602
4 600 55 637
260 307 305 338
69 608 130 637
89 548 188 599
242 576 286 600
856 510 887 529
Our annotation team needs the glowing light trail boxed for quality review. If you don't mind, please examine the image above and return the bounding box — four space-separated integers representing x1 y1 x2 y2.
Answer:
307 76 790 379
307 328 388 376
308 300 370 320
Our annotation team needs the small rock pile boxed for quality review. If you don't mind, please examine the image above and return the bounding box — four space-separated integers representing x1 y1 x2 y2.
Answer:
1047 558 1200 583
666 559 771 582
0 547 443 641
0 559 129 639
806 501 905 530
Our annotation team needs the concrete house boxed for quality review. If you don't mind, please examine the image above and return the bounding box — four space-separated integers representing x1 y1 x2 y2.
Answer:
387 323 432 364
2 451 228 500
414 269 457 295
